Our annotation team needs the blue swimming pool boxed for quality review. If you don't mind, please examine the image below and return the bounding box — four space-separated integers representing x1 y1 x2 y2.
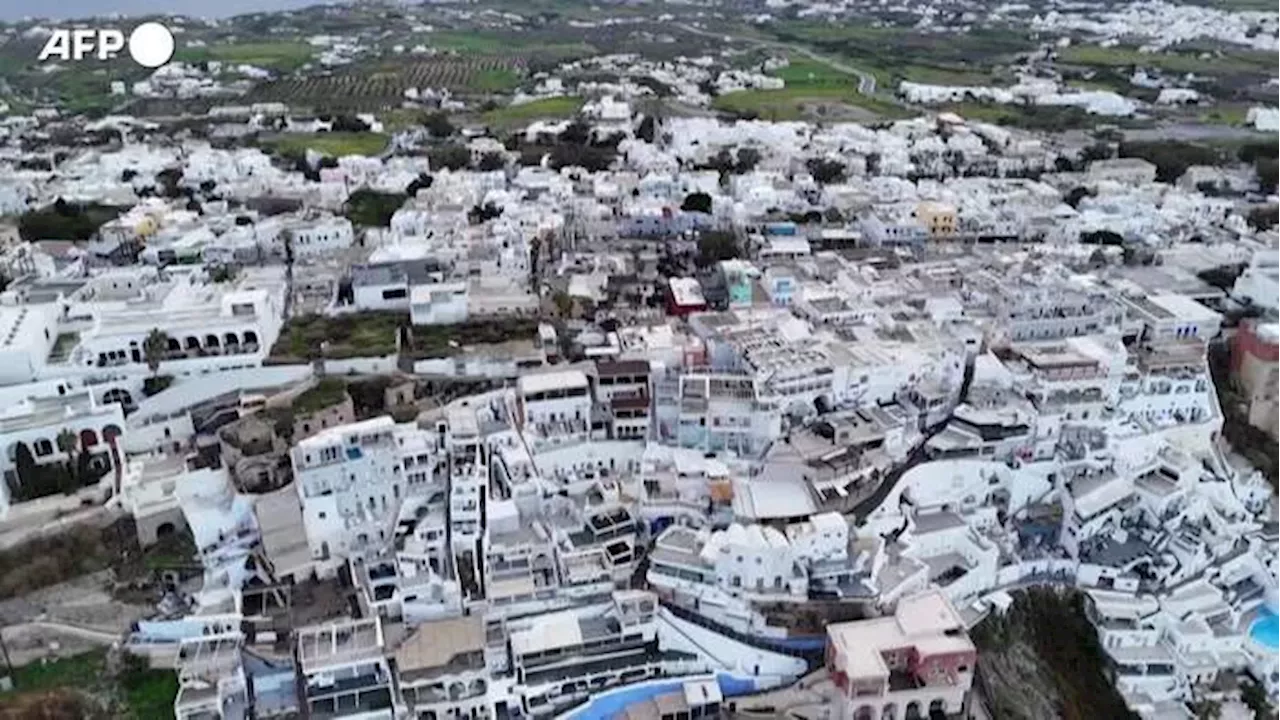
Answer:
563 674 759 720
1250 606 1279 652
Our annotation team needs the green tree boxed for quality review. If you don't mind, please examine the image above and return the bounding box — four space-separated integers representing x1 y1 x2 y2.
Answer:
1197 263 1247 292
734 147 762 173
806 158 847 185
475 152 506 172
1065 186 1094 209
428 144 471 171
1255 156 1278 195
1191 698 1222 720
422 112 455 138
552 291 573 317
697 230 739 267
144 328 168 376
344 189 408 227
1241 680 1273 720
405 173 433 197
55 428 79 492
1247 205 1279 231
1117 141 1221 184
681 192 713 214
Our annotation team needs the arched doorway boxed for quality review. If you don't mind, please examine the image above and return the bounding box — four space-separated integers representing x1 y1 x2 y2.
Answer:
156 522 176 538
6 440 29 462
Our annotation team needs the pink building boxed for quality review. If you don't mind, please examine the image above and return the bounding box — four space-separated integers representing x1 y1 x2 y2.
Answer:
826 589 977 720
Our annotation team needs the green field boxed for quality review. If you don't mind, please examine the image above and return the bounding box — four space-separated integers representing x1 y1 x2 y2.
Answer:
482 96 585 125
768 21 1025 91
177 41 315 72
473 68 523 92
293 377 350 414
271 313 403 360
1198 104 1252 127
424 31 596 60
3 650 179 719
266 132 389 157
1058 44 1276 76
713 58 912 121
769 58 852 86
9 650 106 692
933 102 1137 132
899 64 996 86
714 87 912 121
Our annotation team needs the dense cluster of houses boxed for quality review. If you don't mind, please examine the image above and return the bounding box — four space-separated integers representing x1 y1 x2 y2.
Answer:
0 90 1275 720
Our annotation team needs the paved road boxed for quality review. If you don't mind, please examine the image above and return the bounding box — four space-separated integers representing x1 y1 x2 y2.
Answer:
676 23 878 95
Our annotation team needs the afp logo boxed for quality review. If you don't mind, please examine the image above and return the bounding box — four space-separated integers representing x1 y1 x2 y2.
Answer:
38 22 175 68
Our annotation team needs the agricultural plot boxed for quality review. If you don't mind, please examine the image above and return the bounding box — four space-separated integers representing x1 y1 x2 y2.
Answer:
175 41 315 73
1058 44 1276 76
712 58 911 122
243 57 527 112
482 96 586 126
768 21 1029 94
264 132 390 157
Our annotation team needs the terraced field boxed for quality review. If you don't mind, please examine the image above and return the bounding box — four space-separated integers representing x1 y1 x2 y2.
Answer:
243 56 528 112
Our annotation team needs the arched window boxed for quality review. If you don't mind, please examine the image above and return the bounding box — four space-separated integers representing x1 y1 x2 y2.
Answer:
103 388 133 407
224 332 240 346
80 428 100 448
102 425 123 444
204 334 220 348
184 336 200 350
243 330 259 346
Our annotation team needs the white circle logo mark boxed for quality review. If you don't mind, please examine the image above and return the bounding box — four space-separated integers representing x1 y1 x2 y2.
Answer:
128 22 175 68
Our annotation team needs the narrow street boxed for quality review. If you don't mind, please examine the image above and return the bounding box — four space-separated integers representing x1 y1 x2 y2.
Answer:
851 361 976 521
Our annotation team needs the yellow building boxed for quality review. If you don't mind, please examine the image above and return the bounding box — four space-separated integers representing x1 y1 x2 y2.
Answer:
916 201 957 238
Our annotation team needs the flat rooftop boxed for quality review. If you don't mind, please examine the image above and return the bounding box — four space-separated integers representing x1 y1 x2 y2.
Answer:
393 616 485 674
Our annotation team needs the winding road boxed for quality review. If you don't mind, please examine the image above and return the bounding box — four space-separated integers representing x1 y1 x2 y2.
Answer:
676 23 878 95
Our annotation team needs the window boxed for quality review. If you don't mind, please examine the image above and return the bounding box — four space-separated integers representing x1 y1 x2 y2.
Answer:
382 288 408 300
